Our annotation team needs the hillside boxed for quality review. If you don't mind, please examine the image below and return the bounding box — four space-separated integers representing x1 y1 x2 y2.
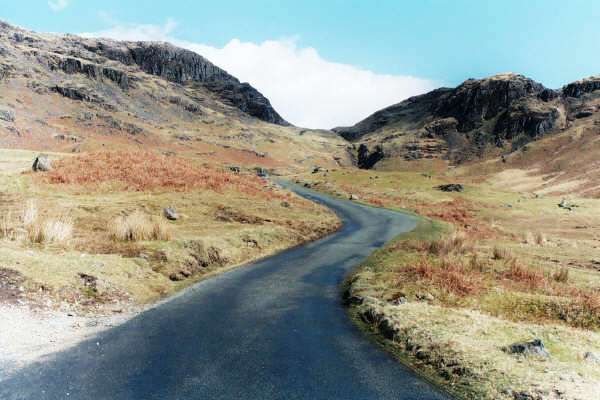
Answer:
0 20 350 172
334 73 600 189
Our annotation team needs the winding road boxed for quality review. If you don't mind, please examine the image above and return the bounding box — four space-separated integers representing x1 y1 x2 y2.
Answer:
1 185 450 400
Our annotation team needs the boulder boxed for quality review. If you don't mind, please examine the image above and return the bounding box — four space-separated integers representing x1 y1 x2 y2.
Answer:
416 292 435 301
0 109 15 122
390 296 408 305
163 207 179 221
349 194 359 201
437 183 464 192
504 339 549 358
255 167 268 178
575 110 594 119
583 351 600 364
32 154 52 172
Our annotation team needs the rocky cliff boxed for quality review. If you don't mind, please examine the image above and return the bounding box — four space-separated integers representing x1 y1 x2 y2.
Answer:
335 73 600 169
78 40 289 125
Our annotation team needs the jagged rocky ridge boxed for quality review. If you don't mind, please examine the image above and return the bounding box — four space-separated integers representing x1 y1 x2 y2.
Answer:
335 73 600 168
0 21 288 126
78 40 289 125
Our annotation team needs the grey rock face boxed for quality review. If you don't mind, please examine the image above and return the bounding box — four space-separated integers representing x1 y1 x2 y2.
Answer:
84 41 288 126
334 73 572 168
357 143 384 169
436 74 546 132
32 154 52 172
562 76 600 98
46 54 130 90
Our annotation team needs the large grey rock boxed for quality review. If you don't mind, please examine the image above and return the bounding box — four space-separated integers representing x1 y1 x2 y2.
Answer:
504 339 549 358
32 154 52 172
0 109 15 122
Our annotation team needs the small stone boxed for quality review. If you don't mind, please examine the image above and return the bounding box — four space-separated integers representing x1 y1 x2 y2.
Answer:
163 207 179 221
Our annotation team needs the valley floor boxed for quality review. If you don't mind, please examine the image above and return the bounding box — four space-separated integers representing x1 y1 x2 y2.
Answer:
0 148 340 372
297 167 600 400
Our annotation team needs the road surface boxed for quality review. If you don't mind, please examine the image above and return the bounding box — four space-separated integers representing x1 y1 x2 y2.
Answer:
0 184 450 400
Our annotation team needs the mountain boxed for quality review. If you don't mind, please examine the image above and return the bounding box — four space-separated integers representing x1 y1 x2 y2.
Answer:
334 73 600 170
0 21 348 171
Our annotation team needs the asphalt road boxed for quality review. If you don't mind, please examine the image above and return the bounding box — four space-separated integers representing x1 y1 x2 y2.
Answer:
0 184 450 400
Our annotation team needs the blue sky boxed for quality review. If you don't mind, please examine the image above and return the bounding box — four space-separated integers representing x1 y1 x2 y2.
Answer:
2 0 600 127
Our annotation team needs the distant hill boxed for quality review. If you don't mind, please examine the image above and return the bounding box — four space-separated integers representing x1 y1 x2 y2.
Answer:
334 73 600 170
0 21 349 171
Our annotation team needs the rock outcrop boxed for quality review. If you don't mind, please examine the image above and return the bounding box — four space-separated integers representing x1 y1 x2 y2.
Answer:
562 76 600 98
334 73 588 168
81 41 289 125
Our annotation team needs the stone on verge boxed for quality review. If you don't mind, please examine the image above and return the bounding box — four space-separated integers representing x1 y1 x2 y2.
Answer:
32 154 52 172
163 207 179 221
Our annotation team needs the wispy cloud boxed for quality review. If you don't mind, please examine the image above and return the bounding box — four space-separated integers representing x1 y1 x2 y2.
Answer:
82 20 438 129
48 0 69 12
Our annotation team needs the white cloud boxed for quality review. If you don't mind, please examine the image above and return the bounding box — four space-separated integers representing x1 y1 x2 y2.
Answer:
48 0 69 12
82 21 438 129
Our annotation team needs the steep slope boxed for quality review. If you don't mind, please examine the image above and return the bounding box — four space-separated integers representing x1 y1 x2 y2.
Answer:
335 72 600 197
0 21 350 171
334 73 572 168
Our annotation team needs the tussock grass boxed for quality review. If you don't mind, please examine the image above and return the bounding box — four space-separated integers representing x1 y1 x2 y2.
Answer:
410 256 487 297
1 200 73 244
26 215 73 244
552 267 570 283
502 259 548 291
492 245 510 260
109 211 172 241
427 231 469 256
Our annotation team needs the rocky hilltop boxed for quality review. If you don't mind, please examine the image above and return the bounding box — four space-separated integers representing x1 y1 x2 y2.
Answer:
80 39 289 125
0 21 348 170
335 73 600 169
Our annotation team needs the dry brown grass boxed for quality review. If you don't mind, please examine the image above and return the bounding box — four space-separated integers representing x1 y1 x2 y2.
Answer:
492 245 511 260
502 259 548 291
1 200 73 244
427 231 469 256
409 256 487 297
552 267 570 283
109 211 172 242
26 215 73 244
41 151 271 195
